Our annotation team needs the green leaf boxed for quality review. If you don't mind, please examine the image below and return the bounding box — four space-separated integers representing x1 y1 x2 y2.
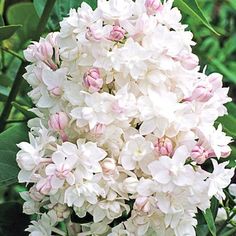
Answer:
7 3 40 42
196 224 209 236
203 208 216 236
174 0 219 35
34 0 97 31
0 25 22 41
228 146 236 168
226 102 236 118
0 0 4 15
0 202 29 236
12 102 36 119
210 197 219 220
0 124 28 187
216 115 236 138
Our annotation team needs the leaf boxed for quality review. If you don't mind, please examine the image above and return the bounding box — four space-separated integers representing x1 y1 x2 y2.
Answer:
196 224 209 236
210 197 219 220
0 25 22 41
0 202 29 236
203 208 216 236
0 0 4 15
0 124 28 187
226 102 236 118
12 102 36 119
34 0 97 31
228 146 236 168
7 3 40 42
216 115 236 138
174 0 219 35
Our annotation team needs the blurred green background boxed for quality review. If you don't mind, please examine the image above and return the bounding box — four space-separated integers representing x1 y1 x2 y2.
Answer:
0 0 236 235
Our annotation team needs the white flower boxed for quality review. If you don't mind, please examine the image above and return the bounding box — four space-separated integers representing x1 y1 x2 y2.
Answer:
45 148 77 190
98 0 134 20
207 159 234 200
148 146 195 189
120 135 154 173
26 212 57 236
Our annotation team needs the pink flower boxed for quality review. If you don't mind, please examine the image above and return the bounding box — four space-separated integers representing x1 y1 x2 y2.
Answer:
145 0 162 15
91 123 106 135
191 83 213 102
190 145 210 164
134 196 150 212
109 25 126 41
208 73 223 91
83 68 103 92
48 112 69 131
36 177 53 195
179 52 199 70
48 112 69 141
154 137 173 156
86 27 103 41
101 158 116 175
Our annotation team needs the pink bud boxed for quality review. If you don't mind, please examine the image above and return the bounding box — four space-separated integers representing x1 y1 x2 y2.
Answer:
207 73 223 91
101 158 116 175
191 84 213 102
154 137 173 156
85 27 102 41
36 177 52 195
83 68 103 92
145 0 162 15
91 123 106 135
48 112 69 131
191 146 209 164
180 53 199 70
50 87 63 97
109 25 126 42
134 196 150 213
29 186 44 201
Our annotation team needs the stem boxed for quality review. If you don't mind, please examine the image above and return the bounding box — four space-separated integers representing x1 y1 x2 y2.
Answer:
0 46 25 61
5 119 28 124
0 61 27 132
1 44 4 69
217 211 236 235
32 0 56 41
0 0 56 132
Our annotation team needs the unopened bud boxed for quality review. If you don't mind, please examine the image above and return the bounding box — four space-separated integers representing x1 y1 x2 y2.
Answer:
190 145 209 164
180 52 199 70
191 83 213 102
134 196 150 213
109 25 126 41
101 158 116 175
48 112 69 131
154 137 173 156
83 68 103 93
145 0 162 15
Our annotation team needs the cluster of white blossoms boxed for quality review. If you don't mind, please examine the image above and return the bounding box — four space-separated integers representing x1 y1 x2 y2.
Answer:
17 0 235 235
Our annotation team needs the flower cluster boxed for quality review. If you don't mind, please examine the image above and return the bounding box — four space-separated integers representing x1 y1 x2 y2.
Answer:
18 0 235 235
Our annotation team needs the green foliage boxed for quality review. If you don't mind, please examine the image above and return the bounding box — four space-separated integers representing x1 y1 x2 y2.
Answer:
34 0 97 31
0 124 28 187
7 3 39 42
174 0 219 35
0 25 21 41
203 208 217 236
